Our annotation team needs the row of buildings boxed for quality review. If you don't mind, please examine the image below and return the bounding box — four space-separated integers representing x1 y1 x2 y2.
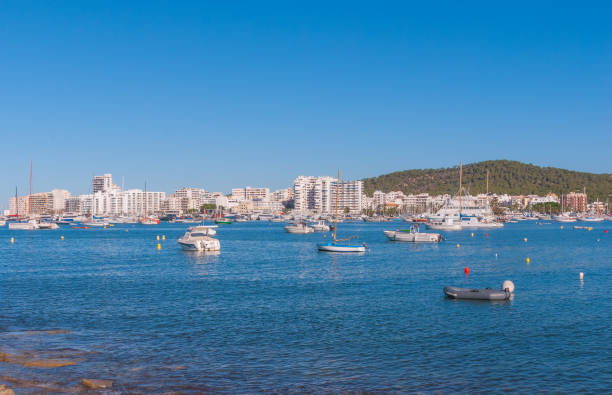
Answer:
5 173 604 217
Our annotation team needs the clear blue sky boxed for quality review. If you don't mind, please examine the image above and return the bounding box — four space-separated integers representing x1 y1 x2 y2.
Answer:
1 1 611 200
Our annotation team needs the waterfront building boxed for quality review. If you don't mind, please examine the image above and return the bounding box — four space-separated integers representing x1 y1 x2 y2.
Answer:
48 189 71 214
9 196 28 216
562 192 587 213
293 176 363 214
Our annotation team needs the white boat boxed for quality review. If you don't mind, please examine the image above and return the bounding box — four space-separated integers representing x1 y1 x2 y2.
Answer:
384 226 442 242
427 217 462 231
0 220 6 227
553 214 577 223
317 242 366 253
578 216 605 222
37 222 59 230
9 220 40 230
178 227 221 251
317 169 366 253
311 220 331 232
140 217 160 225
284 223 314 234
459 216 503 228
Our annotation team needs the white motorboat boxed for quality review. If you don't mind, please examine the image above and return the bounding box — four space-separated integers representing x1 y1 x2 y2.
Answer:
384 226 442 242
178 227 221 251
284 223 314 234
140 216 160 225
311 220 331 232
0 220 6 227
427 217 462 231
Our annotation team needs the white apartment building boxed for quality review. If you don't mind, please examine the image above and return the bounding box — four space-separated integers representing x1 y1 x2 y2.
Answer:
173 187 215 212
231 187 270 201
47 189 71 213
293 176 363 214
92 174 115 193
92 189 165 216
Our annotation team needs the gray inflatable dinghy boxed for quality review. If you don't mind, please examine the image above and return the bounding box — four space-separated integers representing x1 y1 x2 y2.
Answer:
444 281 514 301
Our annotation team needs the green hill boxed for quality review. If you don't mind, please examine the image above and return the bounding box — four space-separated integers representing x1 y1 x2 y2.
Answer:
362 160 612 201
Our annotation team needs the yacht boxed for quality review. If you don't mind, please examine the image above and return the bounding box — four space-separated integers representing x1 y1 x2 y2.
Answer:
384 225 442 242
284 222 314 234
459 215 503 229
0 220 6 227
178 227 221 251
140 216 160 225
426 217 462 231
38 222 59 230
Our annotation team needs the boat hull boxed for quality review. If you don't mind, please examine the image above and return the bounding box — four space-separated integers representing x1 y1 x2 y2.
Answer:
444 286 510 301
317 243 366 253
384 230 441 242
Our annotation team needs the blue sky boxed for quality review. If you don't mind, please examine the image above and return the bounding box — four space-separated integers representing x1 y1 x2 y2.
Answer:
1 1 610 199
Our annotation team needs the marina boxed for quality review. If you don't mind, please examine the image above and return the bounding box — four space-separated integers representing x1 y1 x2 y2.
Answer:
1 220 610 392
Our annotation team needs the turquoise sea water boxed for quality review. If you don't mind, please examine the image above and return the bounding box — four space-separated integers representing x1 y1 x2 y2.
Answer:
0 221 611 393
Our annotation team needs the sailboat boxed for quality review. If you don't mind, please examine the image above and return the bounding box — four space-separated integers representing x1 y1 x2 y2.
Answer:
317 169 367 253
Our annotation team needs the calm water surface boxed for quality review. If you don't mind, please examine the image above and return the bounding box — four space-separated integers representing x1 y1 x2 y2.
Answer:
1 221 611 393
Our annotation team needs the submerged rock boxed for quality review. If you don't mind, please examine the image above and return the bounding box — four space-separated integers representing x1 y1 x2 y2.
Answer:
81 379 113 390
0 385 14 395
0 352 78 368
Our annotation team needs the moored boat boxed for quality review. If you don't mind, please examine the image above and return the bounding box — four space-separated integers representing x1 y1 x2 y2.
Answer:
178 227 221 251
384 225 442 242
284 222 314 234
444 281 514 301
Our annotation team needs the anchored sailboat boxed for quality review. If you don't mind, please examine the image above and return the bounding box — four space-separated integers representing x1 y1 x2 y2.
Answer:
317 169 366 253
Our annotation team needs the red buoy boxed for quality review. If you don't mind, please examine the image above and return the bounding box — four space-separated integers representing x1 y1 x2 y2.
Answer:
485 233 488 237
464 267 470 275
605 230 608 234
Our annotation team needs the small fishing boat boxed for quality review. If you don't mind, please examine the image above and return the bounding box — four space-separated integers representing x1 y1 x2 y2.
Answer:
384 225 442 242
444 281 514 301
214 218 233 225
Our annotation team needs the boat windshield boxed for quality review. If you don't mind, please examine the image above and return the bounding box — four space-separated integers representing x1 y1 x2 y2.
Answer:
190 232 207 237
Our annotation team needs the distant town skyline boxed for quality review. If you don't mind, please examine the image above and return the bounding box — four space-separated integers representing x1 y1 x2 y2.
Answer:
1 3 611 198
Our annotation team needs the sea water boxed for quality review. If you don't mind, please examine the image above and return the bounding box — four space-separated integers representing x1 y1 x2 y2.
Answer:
0 221 611 393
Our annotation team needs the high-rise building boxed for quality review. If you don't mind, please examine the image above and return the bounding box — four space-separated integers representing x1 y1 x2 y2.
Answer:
92 174 115 193
9 196 28 216
293 176 363 214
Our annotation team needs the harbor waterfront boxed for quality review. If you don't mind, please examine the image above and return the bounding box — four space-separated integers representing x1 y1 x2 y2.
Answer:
1 221 611 393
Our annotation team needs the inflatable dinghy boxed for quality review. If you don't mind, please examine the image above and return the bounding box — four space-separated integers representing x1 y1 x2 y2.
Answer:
444 281 514 301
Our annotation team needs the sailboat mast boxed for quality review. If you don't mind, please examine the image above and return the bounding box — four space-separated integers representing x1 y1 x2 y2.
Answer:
334 169 339 245
28 159 32 216
459 162 463 214
486 169 489 195
15 186 18 217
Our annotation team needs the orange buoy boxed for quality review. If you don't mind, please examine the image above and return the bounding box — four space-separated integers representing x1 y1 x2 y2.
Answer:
485 233 488 237
464 267 470 275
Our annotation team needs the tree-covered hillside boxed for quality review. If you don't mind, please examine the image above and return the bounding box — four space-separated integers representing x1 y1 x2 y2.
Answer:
362 160 612 201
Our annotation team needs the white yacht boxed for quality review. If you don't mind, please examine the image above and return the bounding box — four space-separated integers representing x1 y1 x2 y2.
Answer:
38 222 59 230
178 226 221 251
0 220 6 227
284 222 314 234
427 217 462 231
459 216 503 229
